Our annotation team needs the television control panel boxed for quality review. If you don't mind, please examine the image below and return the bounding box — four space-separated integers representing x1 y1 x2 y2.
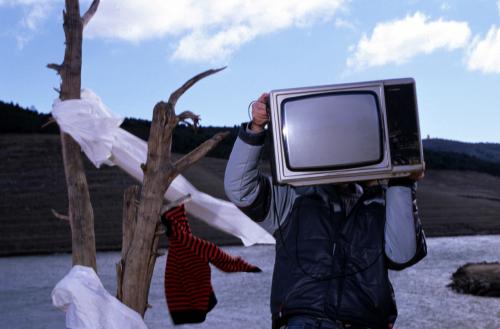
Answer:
384 82 422 166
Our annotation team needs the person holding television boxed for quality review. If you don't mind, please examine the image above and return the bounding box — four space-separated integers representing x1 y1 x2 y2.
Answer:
224 93 427 329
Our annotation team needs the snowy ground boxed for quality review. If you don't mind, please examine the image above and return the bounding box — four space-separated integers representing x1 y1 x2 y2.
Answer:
1 235 500 329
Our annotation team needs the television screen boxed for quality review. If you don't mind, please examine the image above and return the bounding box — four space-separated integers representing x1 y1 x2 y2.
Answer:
282 92 382 170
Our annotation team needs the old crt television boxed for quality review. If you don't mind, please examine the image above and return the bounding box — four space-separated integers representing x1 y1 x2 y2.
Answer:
268 78 424 186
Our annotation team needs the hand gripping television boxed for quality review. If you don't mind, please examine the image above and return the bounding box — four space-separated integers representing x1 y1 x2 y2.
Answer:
267 78 424 186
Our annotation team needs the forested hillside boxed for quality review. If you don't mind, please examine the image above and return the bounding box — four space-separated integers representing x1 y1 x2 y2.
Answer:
424 138 500 163
0 100 239 159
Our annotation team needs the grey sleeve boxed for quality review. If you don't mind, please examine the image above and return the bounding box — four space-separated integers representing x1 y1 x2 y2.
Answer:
224 136 266 208
384 180 427 270
224 123 295 233
384 185 416 263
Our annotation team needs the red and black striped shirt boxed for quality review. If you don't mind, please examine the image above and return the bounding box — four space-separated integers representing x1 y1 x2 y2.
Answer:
162 205 261 325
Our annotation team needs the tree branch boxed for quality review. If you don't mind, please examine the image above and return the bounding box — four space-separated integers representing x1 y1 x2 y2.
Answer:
177 111 200 130
81 0 100 28
168 67 226 107
51 208 70 222
155 229 166 236
173 131 230 176
47 63 62 74
160 194 192 214
116 261 124 300
41 118 56 129
121 185 140 259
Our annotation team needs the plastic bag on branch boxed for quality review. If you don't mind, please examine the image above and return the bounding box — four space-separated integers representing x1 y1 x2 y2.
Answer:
52 265 148 329
52 89 275 246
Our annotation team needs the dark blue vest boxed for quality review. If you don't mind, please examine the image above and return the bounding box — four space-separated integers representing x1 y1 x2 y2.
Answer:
271 187 396 329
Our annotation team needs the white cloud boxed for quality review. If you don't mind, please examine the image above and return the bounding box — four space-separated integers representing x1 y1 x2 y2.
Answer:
440 2 451 11
15 34 30 49
171 26 256 63
22 2 49 30
466 26 500 74
0 0 55 30
334 18 356 31
347 12 471 70
85 0 345 63
0 0 56 49
0 0 49 4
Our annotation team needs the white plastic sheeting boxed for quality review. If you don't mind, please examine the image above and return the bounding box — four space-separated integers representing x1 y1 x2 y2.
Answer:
52 89 275 246
51 265 148 329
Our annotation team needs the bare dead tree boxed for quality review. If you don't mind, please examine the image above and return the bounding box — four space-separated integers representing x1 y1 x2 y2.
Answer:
48 0 229 317
47 0 100 270
117 68 230 315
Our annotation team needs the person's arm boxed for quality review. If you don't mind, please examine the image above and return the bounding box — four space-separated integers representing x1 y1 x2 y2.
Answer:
224 122 271 222
384 177 427 271
224 93 295 230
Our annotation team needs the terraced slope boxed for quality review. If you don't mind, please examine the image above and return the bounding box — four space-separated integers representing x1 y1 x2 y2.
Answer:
1 134 499 256
0 134 238 256
417 170 500 236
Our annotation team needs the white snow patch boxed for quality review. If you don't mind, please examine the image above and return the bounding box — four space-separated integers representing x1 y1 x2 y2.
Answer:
1 235 500 328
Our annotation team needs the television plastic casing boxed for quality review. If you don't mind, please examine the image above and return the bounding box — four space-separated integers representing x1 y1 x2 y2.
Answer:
268 78 424 186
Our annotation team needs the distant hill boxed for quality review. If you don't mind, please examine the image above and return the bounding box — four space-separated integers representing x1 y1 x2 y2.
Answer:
0 99 239 159
422 138 500 177
424 138 500 163
423 149 500 177
0 100 58 134
2 99 500 175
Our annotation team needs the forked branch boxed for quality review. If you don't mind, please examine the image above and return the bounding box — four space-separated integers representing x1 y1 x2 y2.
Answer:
173 131 230 177
177 111 200 129
82 0 100 27
168 67 226 107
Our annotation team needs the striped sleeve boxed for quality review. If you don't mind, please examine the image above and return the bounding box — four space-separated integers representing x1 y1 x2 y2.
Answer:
164 205 262 273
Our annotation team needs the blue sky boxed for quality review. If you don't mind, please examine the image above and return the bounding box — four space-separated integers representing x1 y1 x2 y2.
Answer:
1 0 500 143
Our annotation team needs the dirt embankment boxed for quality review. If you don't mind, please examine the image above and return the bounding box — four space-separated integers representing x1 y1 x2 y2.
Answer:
1 134 500 256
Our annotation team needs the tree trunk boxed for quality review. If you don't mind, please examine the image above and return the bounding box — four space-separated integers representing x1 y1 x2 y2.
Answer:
116 185 140 300
49 0 101 270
